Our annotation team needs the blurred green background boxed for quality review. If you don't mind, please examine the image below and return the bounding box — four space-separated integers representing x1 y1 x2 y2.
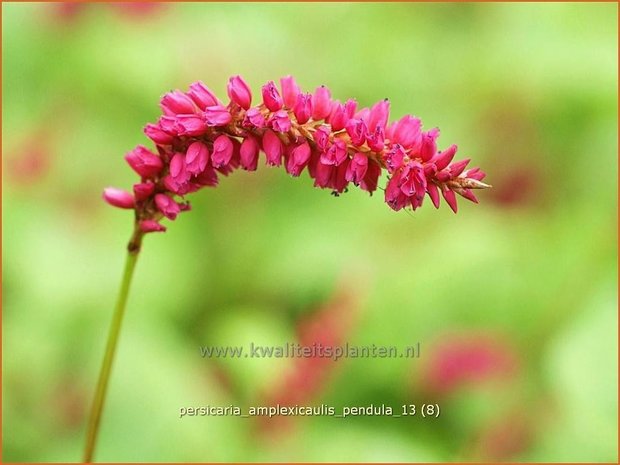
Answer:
2 2 617 463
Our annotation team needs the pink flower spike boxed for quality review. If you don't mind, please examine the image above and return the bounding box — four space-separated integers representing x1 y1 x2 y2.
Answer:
286 141 311 176
188 81 220 109
244 107 267 128
293 93 313 124
185 141 209 175
160 90 196 116
240 136 260 171
345 152 368 184
140 219 166 233
154 193 181 220
108 76 490 221
262 81 283 112
103 187 134 209
368 99 390 132
144 123 174 145
175 114 208 136
270 110 292 133
280 75 301 108
133 182 155 201
263 129 283 166
227 75 252 109
203 105 232 126
312 86 332 120
211 135 234 168
125 145 164 178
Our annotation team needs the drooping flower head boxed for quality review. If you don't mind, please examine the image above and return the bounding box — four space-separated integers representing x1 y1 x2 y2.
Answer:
104 75 490 233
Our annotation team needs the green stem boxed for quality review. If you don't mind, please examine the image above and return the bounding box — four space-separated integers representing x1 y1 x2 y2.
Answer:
83 230 142 463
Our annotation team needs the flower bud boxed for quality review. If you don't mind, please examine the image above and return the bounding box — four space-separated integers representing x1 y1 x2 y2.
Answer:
169 152 190 183
160 90 196 115
144 123 174 145
270 110 292 133
441 187 458 213
345 118 367 146
125 145 164 178
313 125 331 151
175 114 207 136
262 81 283 112
392 115 422 149
312 86 332 120
185 141 209 176
140 220 167 233
368 99 390 132
320 138 347 166
366 126 385 152
426 182 441 209
420 128 440 162
188 81 220 109
345 152 368 184
227 75 252 110
103 187 134 209
280 75 301 108
155 193 181 220
203 105 232 126
244 107 266 128
432 144 457 171
211 135 234 168
327 101 347 131
448 159 470 177
286 141 311 176
293 93 313 124
240 136 259 171
133 182 155 201
263 129 283 166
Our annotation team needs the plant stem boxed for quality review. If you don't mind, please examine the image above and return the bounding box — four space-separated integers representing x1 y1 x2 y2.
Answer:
83 230 143 463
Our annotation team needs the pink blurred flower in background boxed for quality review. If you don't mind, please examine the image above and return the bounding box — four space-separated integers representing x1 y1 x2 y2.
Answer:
50 2 165 24
257 288 360 435
419 332 519 396
6 139 53 187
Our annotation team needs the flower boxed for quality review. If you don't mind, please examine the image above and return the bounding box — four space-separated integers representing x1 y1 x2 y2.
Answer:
103 187 134 209
104 75 490 233
261 81 283 112
227 75 252 110
419 333 518 396
124 145 163 178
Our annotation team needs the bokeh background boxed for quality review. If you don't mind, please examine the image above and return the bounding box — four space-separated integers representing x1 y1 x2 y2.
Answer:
2 2 617 463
